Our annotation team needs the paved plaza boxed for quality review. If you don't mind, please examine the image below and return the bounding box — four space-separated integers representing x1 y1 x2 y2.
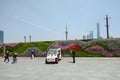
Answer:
0 57 120 80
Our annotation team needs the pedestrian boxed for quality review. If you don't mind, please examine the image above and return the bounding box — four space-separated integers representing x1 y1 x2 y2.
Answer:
12 53 18 64
4 51 9 63
72 50 76 63
31 50 35 59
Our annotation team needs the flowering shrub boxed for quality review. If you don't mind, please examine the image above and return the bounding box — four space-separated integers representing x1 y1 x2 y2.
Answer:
48 41 82 50
6 43 18 47
0 42 52 56
85 45 110 57
0 43 18 48
85 45 120 57
1 38 120 57
69 38 120 51
85 45 105 54
111 49 120 56
94 39 120 50
48 39 120 57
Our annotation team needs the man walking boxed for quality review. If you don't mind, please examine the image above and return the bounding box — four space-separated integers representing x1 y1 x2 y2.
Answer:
72 50 76 63
4 51 9 63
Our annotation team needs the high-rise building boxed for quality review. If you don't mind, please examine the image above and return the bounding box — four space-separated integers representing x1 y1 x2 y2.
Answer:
97 23 100 39
0 30 4 43
90 31 93 39
87 31 93 39
83 35 86 40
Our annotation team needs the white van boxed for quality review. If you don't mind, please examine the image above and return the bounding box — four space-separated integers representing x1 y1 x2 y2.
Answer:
45 48 61 64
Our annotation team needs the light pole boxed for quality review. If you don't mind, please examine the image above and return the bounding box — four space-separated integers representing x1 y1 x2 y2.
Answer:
24 36 26 42
29 35 31 42
2 31 5 54
3 43 6 54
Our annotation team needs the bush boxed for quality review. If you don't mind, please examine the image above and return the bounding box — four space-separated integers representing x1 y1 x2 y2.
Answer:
85 45 120 57
0 41 52 56
61 49 71 57
61 50 104 57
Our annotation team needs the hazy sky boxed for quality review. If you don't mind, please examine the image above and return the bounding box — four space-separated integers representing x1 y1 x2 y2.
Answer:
0 0 120 43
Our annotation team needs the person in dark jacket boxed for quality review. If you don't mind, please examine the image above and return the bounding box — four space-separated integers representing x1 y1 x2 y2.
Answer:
12 53 18 64
4 51 9 63
31 50 35 59
72 50 76 63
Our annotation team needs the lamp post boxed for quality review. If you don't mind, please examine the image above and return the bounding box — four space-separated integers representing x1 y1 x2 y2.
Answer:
29 35 31 42
24 36 26 42
3 43 6 54
2 31 6 54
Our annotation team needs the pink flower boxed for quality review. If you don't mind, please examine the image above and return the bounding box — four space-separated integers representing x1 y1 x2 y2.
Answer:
85 45 113 57
6 43 18 47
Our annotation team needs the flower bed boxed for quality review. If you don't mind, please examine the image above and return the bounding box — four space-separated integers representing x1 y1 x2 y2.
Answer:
0 43 18 48
85 45 120 57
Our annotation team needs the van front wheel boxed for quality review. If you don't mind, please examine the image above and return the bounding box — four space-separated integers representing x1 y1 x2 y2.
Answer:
55 58 58 64
45 59 48 64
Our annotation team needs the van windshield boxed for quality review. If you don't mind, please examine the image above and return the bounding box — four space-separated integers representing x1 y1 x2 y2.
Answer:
48 49 57 54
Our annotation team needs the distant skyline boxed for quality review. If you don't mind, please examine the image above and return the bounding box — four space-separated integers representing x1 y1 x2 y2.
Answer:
0 0 120 43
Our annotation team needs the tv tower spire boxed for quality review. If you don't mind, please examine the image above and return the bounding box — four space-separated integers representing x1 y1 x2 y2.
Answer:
65 25 68 40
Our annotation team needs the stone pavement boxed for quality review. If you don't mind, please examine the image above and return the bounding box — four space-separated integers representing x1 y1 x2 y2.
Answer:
0 57 120 80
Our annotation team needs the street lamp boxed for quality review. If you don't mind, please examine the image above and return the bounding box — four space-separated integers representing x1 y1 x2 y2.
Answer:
3 43 6 54
2 31 6 54
29 35 31 42
24 36 26 42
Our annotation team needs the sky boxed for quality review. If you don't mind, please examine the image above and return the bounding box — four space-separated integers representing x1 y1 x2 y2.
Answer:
0 0 120 43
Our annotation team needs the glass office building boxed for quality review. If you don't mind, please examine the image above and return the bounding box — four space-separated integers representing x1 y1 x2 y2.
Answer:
0 30 4 43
